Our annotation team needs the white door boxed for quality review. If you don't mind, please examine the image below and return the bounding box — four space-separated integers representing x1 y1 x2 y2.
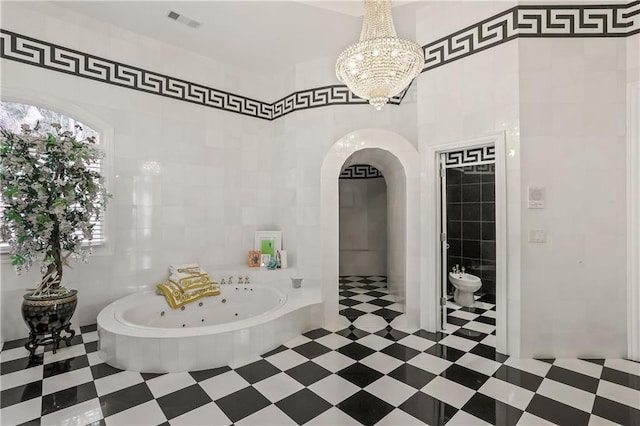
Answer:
439 154 448 330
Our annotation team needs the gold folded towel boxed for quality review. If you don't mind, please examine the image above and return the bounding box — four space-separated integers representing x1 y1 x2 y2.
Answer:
157 264 220 309
156 281 220 309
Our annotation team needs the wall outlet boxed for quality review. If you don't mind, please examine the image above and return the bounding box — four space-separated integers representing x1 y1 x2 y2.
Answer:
528 229 547 243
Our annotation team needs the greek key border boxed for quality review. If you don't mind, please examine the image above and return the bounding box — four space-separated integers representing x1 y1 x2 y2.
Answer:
422 1 639 73
444 145 496 167
0 29 274 120
0 2 637 120
340 164 384 179
0 29 402 121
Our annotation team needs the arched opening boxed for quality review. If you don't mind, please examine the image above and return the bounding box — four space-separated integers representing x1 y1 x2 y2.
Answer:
320 129 420 331
338 159 404 325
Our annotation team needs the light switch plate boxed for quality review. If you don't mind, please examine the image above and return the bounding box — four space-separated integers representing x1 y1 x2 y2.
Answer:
528 229 547 243
528 186 545 209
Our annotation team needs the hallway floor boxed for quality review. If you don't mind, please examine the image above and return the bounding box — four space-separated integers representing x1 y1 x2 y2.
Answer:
1 304 639 425
338 276 404 322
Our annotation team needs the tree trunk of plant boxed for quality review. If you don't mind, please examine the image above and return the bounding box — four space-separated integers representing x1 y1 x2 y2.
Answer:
40 223 63 293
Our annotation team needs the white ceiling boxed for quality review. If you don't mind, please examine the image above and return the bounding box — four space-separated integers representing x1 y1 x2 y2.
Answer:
51 1 427 75
300 0 422 16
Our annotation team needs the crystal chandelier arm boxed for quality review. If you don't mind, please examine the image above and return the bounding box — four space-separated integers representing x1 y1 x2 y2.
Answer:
360 0 398 40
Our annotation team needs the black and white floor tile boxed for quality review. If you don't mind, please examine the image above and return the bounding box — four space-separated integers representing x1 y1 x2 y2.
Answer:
2 303 640 425
339 276 404 322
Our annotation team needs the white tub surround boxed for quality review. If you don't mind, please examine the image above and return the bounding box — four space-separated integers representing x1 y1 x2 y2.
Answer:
97 284 322 373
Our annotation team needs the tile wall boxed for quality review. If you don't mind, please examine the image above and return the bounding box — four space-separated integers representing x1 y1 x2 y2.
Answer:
518 37 628 357
446 164 496 296
339 176 388 276
0 2 280 342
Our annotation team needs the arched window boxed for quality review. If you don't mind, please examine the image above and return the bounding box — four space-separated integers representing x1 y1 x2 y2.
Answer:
0 101 106 252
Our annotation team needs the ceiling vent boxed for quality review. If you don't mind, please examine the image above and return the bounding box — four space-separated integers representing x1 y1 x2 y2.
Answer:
167 11 201 29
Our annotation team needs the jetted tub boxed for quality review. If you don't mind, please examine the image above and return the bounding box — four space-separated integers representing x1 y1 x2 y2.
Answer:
97 284 322 373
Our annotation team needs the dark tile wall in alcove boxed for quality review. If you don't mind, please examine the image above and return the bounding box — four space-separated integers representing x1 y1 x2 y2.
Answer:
446 164 496 296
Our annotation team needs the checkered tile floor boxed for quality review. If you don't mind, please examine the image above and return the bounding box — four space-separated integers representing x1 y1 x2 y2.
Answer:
2 305 639 425
339 276 404 322
444 295 498 339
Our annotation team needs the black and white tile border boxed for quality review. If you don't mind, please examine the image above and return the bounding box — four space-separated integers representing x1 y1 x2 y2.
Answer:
339 165 384 179
0 30 402 122
0 29 274 120
422 1 640 73
271 86 404 120
0 2 638 120
444 145 496 167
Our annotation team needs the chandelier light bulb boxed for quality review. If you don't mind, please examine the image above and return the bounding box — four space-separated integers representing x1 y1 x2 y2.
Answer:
335 0 424 110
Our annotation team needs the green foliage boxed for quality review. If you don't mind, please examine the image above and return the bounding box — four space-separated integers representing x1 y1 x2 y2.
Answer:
0 120 109 293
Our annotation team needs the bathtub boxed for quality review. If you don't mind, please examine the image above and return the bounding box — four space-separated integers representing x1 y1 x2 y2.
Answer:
97 284 322 373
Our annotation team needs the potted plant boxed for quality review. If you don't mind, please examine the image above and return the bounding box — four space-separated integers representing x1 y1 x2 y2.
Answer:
0 122 109 356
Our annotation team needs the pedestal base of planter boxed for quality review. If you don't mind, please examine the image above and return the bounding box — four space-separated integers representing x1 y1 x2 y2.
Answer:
21 290 78 357
25 324 76 357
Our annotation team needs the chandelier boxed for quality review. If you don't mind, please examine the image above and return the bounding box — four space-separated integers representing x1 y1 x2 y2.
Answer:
335 0 424 110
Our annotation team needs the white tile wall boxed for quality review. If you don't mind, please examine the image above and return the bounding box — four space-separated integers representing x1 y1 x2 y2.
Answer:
417 1 630 358
339 178 388 276
518 37 628 358
628 34 640 83
0 3 277 342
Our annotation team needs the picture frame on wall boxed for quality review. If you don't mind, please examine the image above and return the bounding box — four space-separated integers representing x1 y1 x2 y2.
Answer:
248 250 261 268
254 231 282 258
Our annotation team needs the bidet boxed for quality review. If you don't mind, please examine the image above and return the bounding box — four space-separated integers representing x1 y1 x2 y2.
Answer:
448 272 482 307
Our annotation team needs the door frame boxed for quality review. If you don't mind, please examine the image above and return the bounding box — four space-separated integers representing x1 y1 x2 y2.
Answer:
438 155 448 329
428 132 508 354
628 81 640 361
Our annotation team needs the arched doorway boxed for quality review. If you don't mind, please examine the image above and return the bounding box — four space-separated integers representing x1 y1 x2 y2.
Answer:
338 160 397 325
320 129 420 331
